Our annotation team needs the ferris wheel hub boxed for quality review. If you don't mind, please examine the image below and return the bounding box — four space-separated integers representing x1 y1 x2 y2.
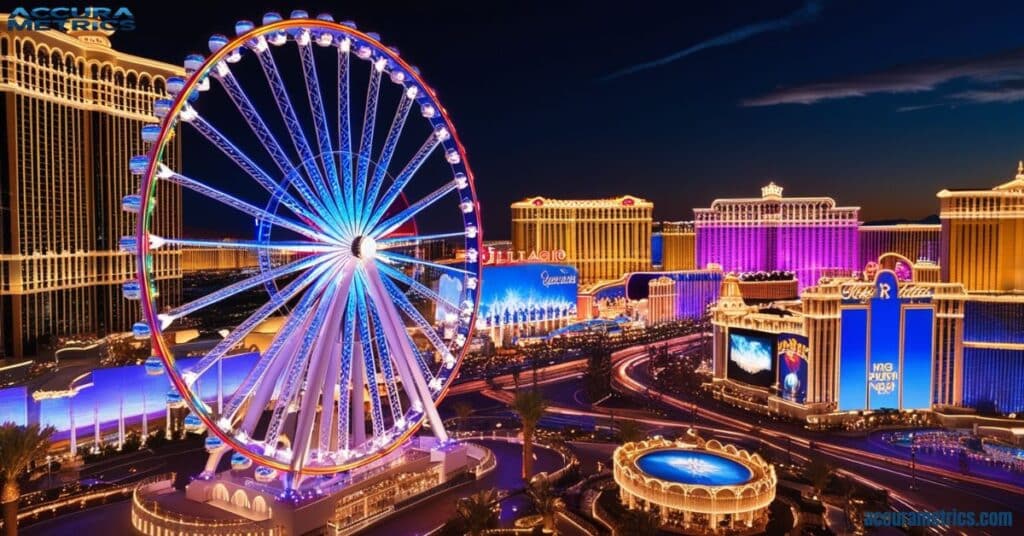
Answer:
351 235 377 260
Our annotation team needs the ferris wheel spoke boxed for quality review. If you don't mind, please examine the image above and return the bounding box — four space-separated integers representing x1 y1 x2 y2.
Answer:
364 294 405 427
252 43 343 228
379 274 452 377
159 237 339 253
364 263 449 441
212 63 333 218
353 61 384 231
288 263 354 471
261 264 349 455
158 166 336 243
163 252 338 325
336 293 358 455
188 259 338 389
376 262 460 313
237 314 310 435
377 250 473 276
371 180 458 238
363 133 442 231
353 279 386 443
377 231 468 247
337 40 355 224
361 91 414 229
297 35 348 231
180 107 333 232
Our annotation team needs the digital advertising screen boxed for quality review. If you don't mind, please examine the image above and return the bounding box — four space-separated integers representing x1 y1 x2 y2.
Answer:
839 308 869 411
839 270 936 412
776 334 809 404
868 271 901 410
902 307 935 410
727 328 776 387
479 264 578 328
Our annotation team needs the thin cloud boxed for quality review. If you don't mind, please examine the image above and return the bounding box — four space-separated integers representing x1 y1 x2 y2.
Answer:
600 1 823 82
743 47 1024 106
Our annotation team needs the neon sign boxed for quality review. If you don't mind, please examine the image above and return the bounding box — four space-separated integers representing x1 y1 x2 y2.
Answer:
480 246 567 265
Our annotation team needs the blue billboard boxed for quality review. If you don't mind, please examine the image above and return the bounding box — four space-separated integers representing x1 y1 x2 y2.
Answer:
902 308 934 410
838 270 935 411
839 308 869 411
479 264 578 329
777 334 808 404
868 271 901 410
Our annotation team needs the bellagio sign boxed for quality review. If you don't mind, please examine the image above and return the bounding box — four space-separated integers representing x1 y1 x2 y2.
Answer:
480 246 568 266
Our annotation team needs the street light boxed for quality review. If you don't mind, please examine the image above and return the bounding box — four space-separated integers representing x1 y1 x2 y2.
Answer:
909 434 919 491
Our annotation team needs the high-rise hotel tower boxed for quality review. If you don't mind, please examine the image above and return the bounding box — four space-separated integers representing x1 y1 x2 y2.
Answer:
0 17 182 357
694 182 860 290
511 196 652 285
939 162 1024 413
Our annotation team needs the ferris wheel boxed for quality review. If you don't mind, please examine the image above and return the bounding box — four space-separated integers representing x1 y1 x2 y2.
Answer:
125 11 481 476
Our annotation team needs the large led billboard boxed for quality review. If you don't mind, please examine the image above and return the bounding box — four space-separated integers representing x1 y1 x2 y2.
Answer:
727 328 776 387
479 264 578 329
777 334 808 404
0 352 259 439
838 270 935 411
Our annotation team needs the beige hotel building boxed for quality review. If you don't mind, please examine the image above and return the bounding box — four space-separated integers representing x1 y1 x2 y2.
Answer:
0 17 182 357
511 195 652 286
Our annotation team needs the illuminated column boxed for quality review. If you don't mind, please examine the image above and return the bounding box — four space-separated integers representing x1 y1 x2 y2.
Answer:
217 358 224 414
165 402 172 440
92 404 101 453
117 395 125 450
69 401 77 456
141 392 148 444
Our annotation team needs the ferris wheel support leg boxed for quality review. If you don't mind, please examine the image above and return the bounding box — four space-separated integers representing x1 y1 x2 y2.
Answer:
364 264 449 443
289 266 353 474
318 336 343 455
239 327 305 434
351 338 367 449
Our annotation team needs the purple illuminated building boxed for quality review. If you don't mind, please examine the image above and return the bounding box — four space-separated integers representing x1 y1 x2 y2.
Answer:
694 182 860 290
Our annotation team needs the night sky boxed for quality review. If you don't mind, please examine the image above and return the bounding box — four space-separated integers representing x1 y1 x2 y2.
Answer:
109 0 1024 238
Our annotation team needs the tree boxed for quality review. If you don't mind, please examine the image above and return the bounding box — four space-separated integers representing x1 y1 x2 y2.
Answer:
456 488 499 536
618 507 661 536
512 389 548 481
616 419 646 444
582 343 612 403
453 401 474 433
803 457 835 497
1 423 55 536
527 477 562 533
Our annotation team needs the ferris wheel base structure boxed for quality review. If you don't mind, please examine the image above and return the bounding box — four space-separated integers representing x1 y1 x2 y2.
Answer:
132 437 491 536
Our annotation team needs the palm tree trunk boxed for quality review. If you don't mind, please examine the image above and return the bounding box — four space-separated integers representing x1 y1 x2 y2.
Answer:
2 481 20 536
522 426 534 481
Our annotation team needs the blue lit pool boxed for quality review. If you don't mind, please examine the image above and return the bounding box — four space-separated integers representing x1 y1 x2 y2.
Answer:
635 449 754 486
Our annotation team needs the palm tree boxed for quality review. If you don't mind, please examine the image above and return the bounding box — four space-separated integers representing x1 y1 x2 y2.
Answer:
616 419 646 444
456 488 499 536
527 477 562 533
511 389 548 481
803 457 835 498
1 422 55 536
453 401 474 433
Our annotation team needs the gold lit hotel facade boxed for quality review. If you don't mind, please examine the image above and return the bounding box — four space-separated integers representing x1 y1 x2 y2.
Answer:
0 17 182 357
511 195 652 285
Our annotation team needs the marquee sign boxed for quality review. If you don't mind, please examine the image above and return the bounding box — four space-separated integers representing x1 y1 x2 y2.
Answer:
480 246 568 265
838 270 935 411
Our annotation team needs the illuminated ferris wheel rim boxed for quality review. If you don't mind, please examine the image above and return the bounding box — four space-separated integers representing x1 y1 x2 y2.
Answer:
133 13 483 475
